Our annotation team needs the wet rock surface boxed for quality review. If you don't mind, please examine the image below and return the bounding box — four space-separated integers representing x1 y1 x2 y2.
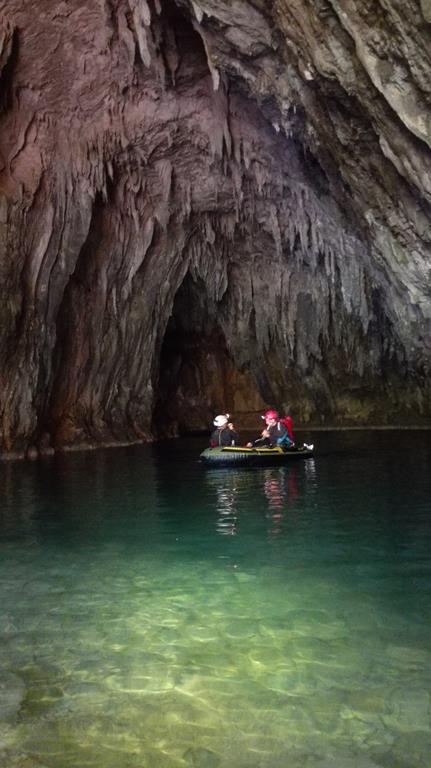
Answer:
0 0 430 455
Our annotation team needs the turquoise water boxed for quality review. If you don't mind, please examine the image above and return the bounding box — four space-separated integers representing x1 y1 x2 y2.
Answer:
0 431 430 768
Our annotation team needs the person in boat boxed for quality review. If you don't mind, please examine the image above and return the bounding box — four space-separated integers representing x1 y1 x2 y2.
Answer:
246 409 293 449
210 414 240 447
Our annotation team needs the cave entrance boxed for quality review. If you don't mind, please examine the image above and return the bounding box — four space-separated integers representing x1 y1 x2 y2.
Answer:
153 274 268 437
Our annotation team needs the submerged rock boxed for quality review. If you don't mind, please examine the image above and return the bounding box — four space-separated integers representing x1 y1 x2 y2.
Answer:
184 746 220 768
313 757 383 768
1 0 431 455
0 673 25 721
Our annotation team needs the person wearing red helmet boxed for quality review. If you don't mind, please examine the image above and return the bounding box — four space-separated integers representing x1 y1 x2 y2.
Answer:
246 409 293 448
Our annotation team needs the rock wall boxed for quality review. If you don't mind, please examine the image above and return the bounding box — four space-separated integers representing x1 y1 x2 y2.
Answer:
0 0 430 457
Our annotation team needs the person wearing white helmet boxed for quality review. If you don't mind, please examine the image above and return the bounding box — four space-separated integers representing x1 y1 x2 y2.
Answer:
210 413 239 447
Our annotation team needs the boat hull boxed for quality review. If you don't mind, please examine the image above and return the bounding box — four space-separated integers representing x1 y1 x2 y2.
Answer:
200 445 314 467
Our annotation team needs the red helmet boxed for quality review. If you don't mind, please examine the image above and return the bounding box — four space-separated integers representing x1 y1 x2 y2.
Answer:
262 409 278 421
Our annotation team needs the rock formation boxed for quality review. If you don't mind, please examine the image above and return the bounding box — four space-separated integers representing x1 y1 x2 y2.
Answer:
0 0 430 456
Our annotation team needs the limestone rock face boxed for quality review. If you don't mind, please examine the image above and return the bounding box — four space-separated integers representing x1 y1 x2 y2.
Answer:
0 0 430 455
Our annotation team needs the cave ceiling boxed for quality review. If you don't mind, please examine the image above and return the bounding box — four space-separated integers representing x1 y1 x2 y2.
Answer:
0 0 430 456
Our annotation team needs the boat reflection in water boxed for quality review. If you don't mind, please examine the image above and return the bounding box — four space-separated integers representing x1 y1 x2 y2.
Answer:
205 465 303 538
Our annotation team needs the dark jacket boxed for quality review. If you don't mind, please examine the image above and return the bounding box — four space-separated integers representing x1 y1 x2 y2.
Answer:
210 426 239 447
252 421 292 447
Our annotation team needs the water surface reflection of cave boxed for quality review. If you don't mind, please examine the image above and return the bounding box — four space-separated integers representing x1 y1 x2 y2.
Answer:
154 275 267 436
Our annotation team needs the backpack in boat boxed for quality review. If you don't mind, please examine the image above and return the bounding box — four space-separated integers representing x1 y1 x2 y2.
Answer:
278 415 294 442
274 418 294 447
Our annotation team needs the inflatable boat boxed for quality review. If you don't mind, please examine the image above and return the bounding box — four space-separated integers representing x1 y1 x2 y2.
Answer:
200 443 314 467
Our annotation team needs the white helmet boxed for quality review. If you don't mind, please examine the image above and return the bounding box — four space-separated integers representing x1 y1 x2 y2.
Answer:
213 414 229 427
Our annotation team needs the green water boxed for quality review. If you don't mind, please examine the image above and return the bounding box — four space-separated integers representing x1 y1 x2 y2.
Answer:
1 431 430 768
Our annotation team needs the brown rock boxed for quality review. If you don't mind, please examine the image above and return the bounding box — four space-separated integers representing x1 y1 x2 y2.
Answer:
0 0 430 456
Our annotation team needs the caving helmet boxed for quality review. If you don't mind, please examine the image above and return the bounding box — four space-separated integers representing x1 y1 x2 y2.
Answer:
213 414 229 427
262 409 278 422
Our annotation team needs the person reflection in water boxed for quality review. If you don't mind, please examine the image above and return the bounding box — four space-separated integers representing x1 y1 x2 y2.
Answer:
210 414 240 447
216 480 238 536
264 467 298 537
205 469 248 536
